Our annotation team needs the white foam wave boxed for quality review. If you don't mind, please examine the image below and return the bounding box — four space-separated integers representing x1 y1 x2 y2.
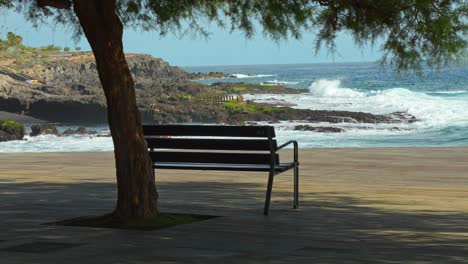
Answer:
262 80 300 85
429 90 468 94
246 78 468 129
231 73 274 78
308 79 364 98
0 134 113 153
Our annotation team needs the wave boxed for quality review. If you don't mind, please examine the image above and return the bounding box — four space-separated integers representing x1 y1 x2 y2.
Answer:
0 134 113 153
231 73 274 78
247 79 468 129
430 90 468 94
262 79 300 85
309 79 364 97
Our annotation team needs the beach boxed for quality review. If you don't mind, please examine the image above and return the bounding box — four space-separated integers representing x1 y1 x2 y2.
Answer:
1 148 467 212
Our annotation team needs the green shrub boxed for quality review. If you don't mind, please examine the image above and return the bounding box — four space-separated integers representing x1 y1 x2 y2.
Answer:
0 120 24 134
224 101 244 112
41 45 62 52
1 120 23 130
231 87 247 93
178 94 192 100
224 101 274 114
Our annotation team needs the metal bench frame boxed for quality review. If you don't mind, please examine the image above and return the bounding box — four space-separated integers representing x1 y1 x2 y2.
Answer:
143 125 299 215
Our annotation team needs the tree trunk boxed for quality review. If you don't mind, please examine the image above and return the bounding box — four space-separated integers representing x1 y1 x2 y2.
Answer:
73 0 158 220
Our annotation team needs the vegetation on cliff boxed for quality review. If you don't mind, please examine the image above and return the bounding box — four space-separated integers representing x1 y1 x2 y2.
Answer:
213 82 308 94
224 101 274 114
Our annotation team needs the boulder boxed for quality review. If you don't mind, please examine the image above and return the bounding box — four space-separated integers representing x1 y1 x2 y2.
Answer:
96 133 111 137
386 111 419 123
0 120 25 142
62 127 97 136
294 125 345 133
30 124 59 136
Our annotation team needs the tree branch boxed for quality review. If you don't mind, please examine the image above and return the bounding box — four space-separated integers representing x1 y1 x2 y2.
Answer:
37 0 68 9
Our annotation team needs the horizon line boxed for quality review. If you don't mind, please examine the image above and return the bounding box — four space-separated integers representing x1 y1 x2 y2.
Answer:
179 60 381 68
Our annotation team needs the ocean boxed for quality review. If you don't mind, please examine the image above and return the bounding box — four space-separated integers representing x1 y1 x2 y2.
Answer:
1 61 467 152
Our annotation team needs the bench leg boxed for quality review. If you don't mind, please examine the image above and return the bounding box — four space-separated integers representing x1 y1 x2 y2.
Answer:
264 171 274 215
294 164 299 209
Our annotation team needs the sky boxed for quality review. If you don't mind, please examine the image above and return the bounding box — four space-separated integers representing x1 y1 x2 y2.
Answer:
0 9 383 67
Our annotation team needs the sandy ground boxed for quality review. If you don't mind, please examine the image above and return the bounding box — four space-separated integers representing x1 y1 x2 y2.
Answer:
1 148 467 213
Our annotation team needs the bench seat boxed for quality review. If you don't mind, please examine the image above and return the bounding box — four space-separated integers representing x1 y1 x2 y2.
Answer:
153 162 295 172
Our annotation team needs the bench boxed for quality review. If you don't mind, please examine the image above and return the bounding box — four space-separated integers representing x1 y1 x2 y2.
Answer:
143 125 299 215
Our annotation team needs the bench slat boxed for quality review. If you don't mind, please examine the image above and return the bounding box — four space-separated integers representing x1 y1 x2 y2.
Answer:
149 151 279 165
142 125 275 138
146 138 276 151
153 162 294 172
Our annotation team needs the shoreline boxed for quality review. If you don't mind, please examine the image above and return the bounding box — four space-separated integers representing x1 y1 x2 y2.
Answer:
1 145 468 152
2 146 468 154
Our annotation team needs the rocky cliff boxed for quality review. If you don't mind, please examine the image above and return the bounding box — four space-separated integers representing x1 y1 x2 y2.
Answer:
0 52 417 126
0 52 306 123
0 53 200 122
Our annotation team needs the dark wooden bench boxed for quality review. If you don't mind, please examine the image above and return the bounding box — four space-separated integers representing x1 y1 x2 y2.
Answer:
143 125 299 215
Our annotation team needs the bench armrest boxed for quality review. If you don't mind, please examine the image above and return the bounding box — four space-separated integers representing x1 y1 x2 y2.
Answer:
276 140 298 164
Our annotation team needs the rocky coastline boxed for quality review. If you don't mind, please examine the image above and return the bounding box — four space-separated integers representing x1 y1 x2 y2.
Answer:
0 121 103 143
0 52 419 143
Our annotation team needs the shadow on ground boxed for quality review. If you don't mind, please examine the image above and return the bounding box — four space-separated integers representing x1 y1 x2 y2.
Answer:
0 180 467 263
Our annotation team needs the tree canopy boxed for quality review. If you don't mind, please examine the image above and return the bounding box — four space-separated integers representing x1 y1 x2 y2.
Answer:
6 0 467 72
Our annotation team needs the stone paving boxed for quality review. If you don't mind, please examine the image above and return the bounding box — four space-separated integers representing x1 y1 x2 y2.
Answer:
1 149 467 263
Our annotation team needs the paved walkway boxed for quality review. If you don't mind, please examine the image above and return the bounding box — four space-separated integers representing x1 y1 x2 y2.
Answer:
0 149 467 263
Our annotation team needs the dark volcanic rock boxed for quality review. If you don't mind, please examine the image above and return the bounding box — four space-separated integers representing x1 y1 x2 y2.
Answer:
212 82 308 94
28 99 107 123
128 54 190 81
62 127 97 136
145 100 419 126
189 71 230 79
30 124 59 136
303 110 387 123
0 54 194 123
0 96 24 113
96 133 111 137
386 111 419 123
263 107 417 124
294 125 345 133
0 120 25 142
0 130 14 142
148 101 228 124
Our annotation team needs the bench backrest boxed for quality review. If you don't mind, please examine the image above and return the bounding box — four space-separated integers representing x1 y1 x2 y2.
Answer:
143 125 279 165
